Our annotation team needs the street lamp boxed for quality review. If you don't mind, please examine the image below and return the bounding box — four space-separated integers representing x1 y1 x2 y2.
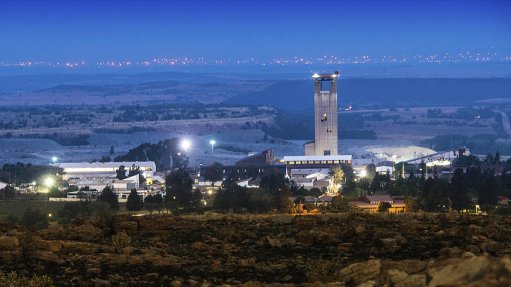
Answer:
169 139 191 170
44 177 54 187
181 139 191 151
51 156 58 163
209 139 216 152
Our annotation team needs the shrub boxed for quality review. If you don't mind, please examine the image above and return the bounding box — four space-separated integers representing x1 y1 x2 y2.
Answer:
21 207 49 230
97 186 119 210
330 196 353 212
0 271 54 287
112 231 132 256
88 201 113 225
47 187 66 198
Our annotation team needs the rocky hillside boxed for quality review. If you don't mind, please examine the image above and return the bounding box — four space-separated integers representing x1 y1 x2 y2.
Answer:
1 213 511 286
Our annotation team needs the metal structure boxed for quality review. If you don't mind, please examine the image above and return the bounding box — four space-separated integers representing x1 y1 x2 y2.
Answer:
305 71 339 156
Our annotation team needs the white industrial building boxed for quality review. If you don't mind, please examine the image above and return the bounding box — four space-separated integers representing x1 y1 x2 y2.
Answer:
52 161 156 180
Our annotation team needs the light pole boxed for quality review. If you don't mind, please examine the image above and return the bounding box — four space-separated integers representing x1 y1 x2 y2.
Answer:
209 139 216 153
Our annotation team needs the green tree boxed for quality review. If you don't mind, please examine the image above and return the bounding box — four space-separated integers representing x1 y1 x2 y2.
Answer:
99 155 111 162
330 196 352 212
329 166 345 185
389 178 417 197
97 186 119 210
116 165 127 180
165 168 194 210
449 168 473 211
0 185 16 199
478 172 498 206
404 197 421 212
114 138 188 170
47 186 66 198
204 162 224 187
366 163 377 180
259 170 293 212
190 189 204 211
126 189 143 211
423 178 450 212
247 188 273 213
214 183 249 212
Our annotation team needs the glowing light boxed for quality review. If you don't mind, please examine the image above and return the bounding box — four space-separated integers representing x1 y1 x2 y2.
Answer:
209 139 216 152
51 156 58 163
426 160 451 167
180 139 191 151
312 73 320 78
44 177 55 187
359 170 367 177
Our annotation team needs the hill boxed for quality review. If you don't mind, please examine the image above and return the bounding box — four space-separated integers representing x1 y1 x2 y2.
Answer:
225 78 511 110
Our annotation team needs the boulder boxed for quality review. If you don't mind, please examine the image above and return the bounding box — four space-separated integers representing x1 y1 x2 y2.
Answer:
387 269 426 287
428 256 489 287
0 236 19 251
338 259 381 285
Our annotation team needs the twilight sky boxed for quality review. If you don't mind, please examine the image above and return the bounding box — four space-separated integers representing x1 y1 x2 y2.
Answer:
1 0 510 62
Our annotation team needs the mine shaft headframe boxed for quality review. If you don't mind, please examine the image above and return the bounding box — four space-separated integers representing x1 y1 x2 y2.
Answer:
312 71 340 81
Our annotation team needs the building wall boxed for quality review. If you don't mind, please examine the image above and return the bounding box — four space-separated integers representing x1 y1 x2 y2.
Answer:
304 142 315 156
313 75 338 156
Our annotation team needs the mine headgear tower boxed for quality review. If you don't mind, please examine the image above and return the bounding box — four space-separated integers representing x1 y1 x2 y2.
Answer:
305 71 339 156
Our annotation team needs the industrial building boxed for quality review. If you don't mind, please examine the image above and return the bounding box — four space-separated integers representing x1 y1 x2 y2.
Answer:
305 72 339 156
52 161 156 180
283 71 352 193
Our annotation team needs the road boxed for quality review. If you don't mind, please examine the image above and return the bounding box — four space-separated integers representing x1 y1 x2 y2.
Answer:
499 111 511 137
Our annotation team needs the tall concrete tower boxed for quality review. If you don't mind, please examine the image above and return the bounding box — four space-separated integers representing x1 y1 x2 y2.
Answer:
305 71 339 156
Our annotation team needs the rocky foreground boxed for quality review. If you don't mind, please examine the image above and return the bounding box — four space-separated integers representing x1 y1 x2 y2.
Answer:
1 213 511 286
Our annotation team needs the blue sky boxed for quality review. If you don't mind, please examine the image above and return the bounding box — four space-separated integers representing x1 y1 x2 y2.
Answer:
1 0 510 62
